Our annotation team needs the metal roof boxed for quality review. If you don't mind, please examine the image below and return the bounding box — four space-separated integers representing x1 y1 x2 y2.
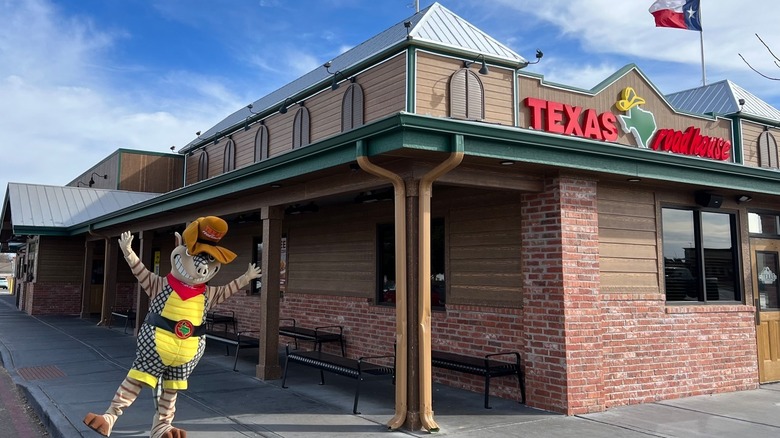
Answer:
4 183 159 232
666 80 780 122
180 2 527 153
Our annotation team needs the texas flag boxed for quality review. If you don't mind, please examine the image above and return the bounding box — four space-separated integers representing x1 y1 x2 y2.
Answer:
649 0 702 31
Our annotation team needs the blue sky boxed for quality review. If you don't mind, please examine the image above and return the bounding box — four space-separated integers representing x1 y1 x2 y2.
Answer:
2 0 780 192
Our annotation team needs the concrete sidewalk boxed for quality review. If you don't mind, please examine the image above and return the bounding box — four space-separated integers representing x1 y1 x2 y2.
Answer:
1 294 779 437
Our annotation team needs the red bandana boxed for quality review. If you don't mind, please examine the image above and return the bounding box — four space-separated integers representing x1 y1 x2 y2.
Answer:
166 273 206 301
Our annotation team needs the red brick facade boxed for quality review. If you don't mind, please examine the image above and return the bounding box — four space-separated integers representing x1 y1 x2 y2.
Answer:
27 282 82 315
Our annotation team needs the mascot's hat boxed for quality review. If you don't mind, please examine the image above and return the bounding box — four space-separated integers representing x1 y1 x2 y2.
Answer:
182 216 237 264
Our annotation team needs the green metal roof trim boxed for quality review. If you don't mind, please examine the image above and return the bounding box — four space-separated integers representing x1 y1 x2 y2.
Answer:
21 112 780 237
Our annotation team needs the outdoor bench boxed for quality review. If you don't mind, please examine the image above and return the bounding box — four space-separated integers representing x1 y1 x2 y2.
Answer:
281 344 395 414
205 330 260 371
205 310 237 333
279 318 345 356
431 350 525 409
108 307 136 334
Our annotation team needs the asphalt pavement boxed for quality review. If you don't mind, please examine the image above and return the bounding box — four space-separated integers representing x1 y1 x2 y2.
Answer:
1 292 779 437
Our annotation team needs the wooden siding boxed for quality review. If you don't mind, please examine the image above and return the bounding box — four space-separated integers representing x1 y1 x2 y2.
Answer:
598 184 659 293
742 120 780 169
518 71 733 156
444 189 522 307
119 152 184 193
70 155 119 189
184 53 407 186
36 237 85 283
285 202 389 297
415 51 514 125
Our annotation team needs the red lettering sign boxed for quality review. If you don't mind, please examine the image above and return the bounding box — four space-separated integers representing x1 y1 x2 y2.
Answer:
650 127 731 161
525 97 731 162
523 97 618 142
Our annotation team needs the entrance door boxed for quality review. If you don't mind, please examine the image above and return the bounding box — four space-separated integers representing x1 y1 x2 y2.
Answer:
752 238 780 382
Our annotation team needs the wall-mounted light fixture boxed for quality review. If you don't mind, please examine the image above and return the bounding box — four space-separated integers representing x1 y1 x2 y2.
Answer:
77 181 88 187
244 104 262 131
195 131 202 137
464 54 489 75
88 172 107 187
529 49 544 64
285 202 319 215
500 160 515 166
324 61 345 90
279 97 294 114
736 194 753 203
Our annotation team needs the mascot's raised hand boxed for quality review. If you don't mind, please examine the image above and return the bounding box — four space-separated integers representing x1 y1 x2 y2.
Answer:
84 216 260 438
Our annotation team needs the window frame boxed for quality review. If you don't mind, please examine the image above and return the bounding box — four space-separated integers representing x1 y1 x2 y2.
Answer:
341 82 365 131
197 150 209 181
223 138 236 172
292 106 310 149
254 124 269 162
448 68 485 120
661 205 742 303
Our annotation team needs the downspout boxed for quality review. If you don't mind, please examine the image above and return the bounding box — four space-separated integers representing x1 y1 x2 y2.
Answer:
419 135 464 432
355 140 408 430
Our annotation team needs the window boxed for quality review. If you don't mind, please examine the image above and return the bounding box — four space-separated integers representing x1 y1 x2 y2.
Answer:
197 151 209 181
449 68 484 120
341 83 364 131
758 131 778 169
254 124 269 162
749 211 780 236
292 106 310 149
223 139 235 172
662 207 740 302
377 218 445 307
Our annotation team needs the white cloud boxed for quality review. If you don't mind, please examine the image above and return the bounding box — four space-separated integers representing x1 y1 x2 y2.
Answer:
0 0 235 190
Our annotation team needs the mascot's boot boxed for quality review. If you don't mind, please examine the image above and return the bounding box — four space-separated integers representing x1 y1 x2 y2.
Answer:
151 389 186 438
84 376 143 436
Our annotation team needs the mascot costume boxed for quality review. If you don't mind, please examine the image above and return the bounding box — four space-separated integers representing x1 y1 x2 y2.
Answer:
84 216 261 438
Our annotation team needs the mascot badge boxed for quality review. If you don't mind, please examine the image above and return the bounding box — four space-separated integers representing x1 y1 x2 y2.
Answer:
84 216 261 438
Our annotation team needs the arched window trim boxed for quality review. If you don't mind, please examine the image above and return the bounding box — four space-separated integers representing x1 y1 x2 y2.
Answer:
448 68 485 120
197 150 209 181
254 124 269 162
341 82 365 131
758 130 779 169
292 106 311 149
223 138 236 172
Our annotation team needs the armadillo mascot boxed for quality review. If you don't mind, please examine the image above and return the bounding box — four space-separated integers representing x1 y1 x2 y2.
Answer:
84 216 261 438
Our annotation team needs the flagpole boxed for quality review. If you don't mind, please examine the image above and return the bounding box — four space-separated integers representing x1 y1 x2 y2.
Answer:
699 2 706 85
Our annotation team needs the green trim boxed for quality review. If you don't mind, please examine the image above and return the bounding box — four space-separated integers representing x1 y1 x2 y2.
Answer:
732 118 744 164
16 112 780 237
407 47 416 113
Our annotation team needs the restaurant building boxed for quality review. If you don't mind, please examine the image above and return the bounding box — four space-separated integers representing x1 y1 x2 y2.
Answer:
3 2 780 429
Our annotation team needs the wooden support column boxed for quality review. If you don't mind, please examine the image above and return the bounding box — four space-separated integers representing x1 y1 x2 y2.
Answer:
256 205 283 380
134 230 153 335
404 179 422 430
100 238 118 326
80 241 95 319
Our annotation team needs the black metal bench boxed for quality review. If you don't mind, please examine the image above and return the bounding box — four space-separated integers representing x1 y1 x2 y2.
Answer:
281 345 395 414
279 318 345 356
205 330 260 371
205 310 237 333
108 308 136 334
431 350 525 409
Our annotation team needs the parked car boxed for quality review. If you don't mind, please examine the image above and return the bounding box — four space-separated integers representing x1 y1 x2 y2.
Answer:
0 278 8 290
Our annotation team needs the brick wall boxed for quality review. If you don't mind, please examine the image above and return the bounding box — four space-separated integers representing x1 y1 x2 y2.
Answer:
28 282 82 315
114 282 136 310
602 296 758 406
521 176 603 415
